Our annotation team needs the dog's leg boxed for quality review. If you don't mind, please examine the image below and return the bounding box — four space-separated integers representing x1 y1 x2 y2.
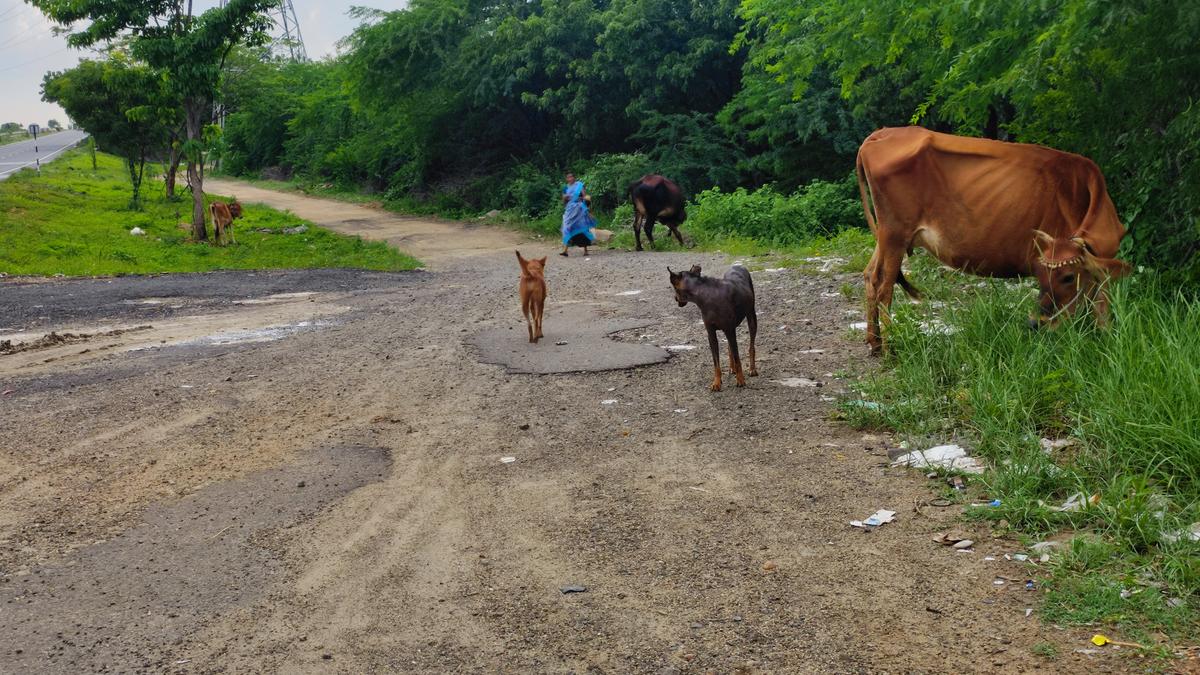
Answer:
534 295 544 340
725 328 746 387
706 326 722 392
746 310 759 377
522 294 534 343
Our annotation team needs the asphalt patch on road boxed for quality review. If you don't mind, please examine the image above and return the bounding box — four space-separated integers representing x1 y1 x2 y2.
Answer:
0 445 391 672
468 308 671 374
0 268 422 333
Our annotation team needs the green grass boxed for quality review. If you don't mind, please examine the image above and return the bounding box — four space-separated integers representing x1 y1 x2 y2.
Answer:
0 151 419 276
840 254 1200 644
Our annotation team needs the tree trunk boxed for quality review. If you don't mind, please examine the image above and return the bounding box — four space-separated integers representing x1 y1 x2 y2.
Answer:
166 140 180 200
185 99 207 241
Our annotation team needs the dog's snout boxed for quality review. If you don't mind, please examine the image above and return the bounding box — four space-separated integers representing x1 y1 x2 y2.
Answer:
1026 316 1043 331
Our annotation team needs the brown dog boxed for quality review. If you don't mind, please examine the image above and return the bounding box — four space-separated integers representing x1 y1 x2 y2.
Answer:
669 264 758 391
210 199 243 246
516 250 547 343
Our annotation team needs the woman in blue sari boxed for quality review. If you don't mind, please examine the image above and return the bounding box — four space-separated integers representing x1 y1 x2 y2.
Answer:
560 172 596 257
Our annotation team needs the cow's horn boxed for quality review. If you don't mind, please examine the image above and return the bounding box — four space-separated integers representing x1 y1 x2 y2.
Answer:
1032 229 1055 245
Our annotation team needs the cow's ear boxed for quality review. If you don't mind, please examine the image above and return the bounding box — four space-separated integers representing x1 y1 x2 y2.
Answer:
1088 257 1131 281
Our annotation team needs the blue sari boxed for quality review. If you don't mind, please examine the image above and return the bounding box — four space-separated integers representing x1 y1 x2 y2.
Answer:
561 181 596 247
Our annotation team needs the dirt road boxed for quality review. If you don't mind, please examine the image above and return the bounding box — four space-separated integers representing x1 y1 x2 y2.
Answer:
0 186 1117 672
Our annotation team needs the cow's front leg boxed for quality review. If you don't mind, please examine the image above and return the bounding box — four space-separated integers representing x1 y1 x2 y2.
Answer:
643 216 657 249
669 225 685 246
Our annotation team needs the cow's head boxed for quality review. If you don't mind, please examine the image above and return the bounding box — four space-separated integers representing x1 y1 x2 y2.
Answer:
229 199 243 219
1029 230 1130 329
668 265 702 307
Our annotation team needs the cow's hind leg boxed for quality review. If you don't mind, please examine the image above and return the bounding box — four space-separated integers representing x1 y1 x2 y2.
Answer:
865 236 906 355
633 212 644 251
643 216 657 249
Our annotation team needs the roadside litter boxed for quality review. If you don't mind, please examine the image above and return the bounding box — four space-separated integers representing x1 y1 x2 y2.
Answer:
1048 492 1100 512
129 227 146 236
1040 437 1078 453
932 531 973 550
601 399 618 405
1161 522 1200 544
616 290 642 296
890 444 985 474
499 456 516 464
664 345 696 352
1091 634 1144 649
773 377 818 388
850 509 896 528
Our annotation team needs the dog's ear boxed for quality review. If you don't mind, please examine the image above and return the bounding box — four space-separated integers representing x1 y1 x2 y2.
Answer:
668 267 679 281
688 264 702 276
537 256 547 265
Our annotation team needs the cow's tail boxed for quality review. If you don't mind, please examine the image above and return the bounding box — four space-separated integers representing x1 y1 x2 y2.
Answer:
896 269 920 299
855 150 877 235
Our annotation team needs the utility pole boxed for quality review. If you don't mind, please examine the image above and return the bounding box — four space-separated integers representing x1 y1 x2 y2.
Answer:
28 123 40 174
219 0 307 61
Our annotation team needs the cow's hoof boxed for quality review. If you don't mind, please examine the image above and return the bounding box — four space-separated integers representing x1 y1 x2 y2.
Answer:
749 368 759 377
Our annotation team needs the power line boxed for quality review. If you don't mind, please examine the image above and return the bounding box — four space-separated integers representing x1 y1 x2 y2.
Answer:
0 45 70 74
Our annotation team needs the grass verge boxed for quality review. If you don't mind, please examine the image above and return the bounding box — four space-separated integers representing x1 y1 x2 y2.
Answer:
841 254 1200 647
0 151 419 276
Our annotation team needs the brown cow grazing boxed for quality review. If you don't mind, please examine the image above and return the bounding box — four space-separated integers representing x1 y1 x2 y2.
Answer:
855 126 1129 354
210 199 243 246
629 174 686 251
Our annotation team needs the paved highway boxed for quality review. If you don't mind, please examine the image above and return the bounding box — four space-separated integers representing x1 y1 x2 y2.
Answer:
0 129 90 180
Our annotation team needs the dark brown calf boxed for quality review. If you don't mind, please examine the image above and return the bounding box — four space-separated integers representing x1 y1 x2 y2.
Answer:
669 264 758 391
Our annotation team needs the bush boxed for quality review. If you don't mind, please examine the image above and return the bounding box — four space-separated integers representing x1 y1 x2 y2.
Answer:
500 164 560 218
579 153 654 211
687 174 863 246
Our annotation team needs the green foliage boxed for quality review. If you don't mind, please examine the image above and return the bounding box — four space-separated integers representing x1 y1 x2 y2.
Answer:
687 175 863 246
733 0 1200 278
0 150 417 276
42 55 177 208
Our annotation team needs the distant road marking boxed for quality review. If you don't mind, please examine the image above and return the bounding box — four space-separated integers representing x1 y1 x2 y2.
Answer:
0 137 86 177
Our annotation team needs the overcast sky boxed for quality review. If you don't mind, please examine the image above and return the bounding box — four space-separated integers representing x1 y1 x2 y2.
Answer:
0 1 409 127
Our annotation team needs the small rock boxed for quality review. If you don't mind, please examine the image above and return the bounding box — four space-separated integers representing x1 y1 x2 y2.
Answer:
296 481 306 488
762 561 778 572
518 424 530 431
559 584 587 594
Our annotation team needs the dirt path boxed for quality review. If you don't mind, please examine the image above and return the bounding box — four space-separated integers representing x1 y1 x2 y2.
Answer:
0 184 1122 672
206 179 525 269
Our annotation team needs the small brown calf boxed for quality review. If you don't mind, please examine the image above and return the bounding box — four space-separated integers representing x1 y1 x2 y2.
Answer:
210 199 243 246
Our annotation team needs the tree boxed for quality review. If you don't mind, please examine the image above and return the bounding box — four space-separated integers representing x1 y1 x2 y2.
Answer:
47 119 62 131
0 122 22 133
42 56 174 208
30 0 278 240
